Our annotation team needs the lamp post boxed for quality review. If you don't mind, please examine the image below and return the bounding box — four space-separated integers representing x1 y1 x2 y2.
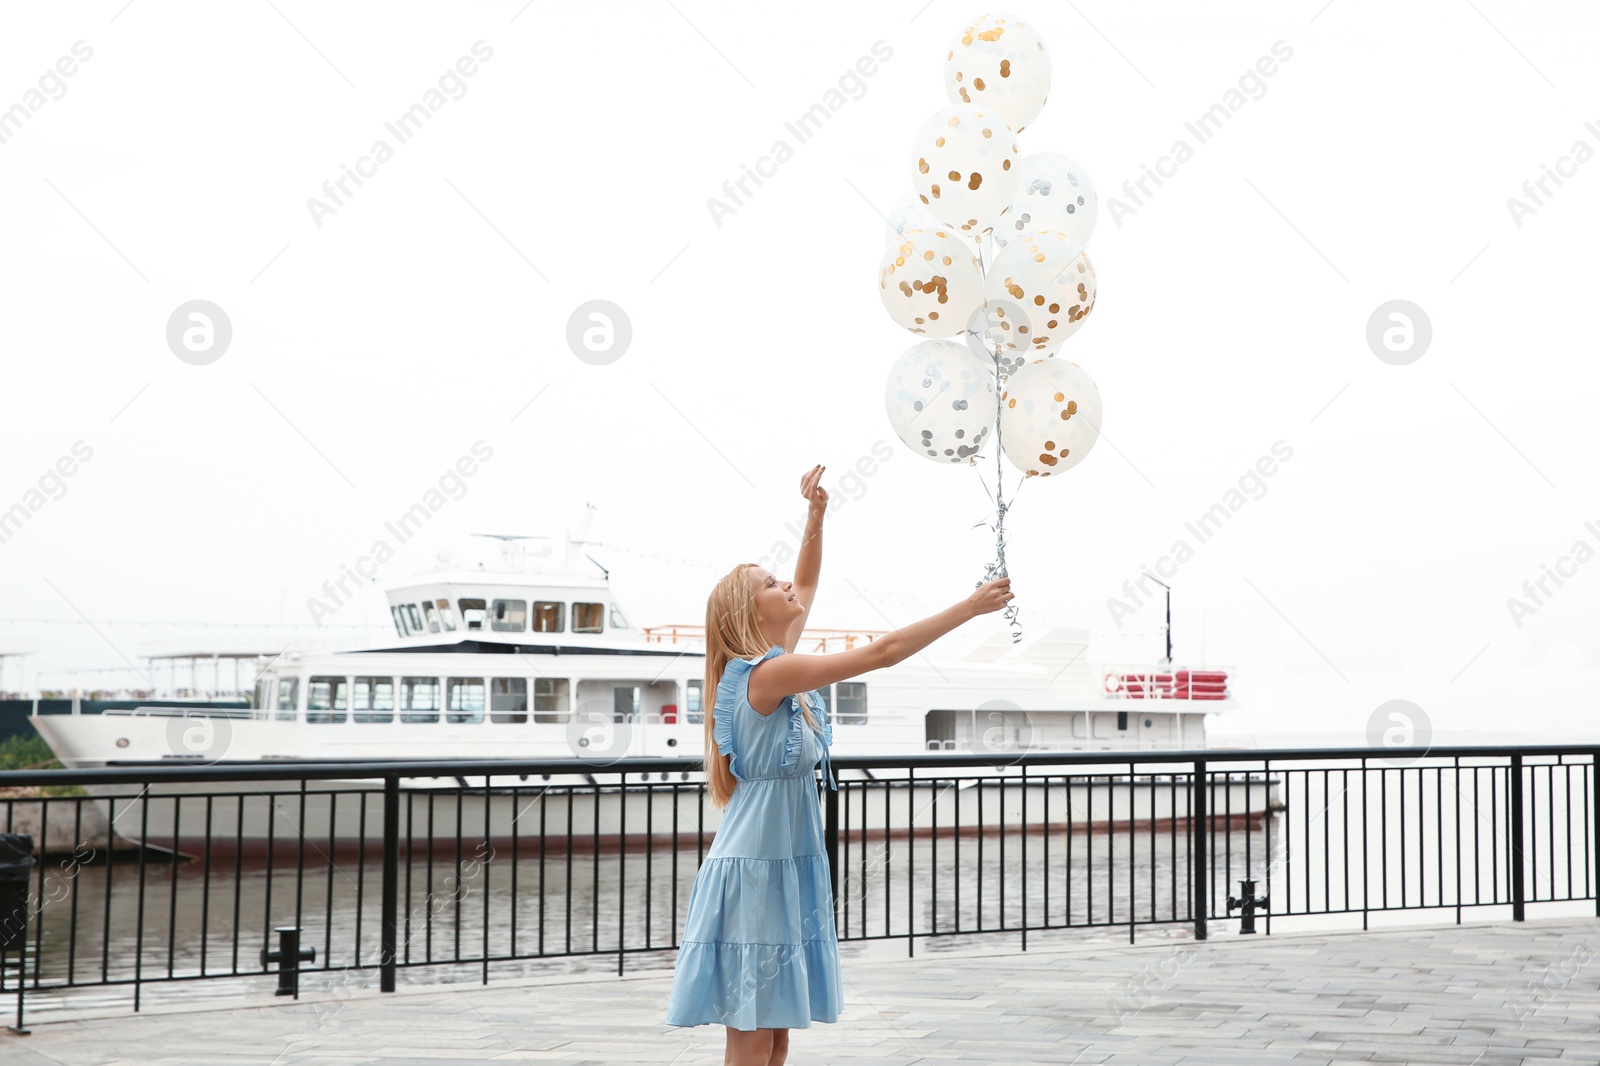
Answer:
1146 574 1172 665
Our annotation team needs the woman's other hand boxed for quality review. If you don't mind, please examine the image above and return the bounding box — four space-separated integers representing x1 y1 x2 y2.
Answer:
966 577 1013 617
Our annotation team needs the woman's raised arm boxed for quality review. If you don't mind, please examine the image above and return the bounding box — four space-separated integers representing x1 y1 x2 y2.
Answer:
783 465 828 652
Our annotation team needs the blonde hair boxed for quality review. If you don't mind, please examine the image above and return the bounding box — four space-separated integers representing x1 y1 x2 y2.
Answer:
703 562 822 808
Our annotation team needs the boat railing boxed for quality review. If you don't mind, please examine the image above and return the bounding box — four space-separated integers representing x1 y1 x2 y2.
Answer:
98 706 256 718
1101 663 1232 701
640 624 890 653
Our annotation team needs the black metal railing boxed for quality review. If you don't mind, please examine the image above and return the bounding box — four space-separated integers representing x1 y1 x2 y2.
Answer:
0 745 1593 1023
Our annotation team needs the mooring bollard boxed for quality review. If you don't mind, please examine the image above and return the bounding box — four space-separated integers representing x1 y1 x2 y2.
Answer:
1226 878 1270 934
260 926 316 997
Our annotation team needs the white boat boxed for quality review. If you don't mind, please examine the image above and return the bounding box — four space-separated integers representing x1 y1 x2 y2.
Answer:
29 524 1280 856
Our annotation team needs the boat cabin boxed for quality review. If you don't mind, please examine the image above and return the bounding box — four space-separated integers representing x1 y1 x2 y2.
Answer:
381 574 636 647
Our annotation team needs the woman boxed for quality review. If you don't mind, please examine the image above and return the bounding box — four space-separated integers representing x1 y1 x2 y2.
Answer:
665 463 1014 1065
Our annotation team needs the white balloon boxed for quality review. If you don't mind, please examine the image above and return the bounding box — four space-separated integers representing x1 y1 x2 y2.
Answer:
962 297 1033 381
983 230 1097 355
944 13 1052 132
994 154 1098 250
885 190 981 249
877 227 985 338
885 339 999 465
909 104 1021 236
999 358 1102 478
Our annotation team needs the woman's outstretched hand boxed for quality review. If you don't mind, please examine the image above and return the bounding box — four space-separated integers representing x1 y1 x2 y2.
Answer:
801 464 828 511
966 577 1014 617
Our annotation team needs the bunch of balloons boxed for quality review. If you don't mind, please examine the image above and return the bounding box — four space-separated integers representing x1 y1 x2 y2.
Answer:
876 13 1105 638
880 12 1103 479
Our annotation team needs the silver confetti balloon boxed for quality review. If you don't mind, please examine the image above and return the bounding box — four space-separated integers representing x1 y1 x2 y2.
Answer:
884 339 999 465
994 154 1098 250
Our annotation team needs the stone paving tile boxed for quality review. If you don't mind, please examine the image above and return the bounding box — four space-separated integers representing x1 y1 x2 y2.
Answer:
3 918 1596 1064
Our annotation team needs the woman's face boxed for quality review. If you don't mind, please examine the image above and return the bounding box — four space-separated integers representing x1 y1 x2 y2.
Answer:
748 567 801 626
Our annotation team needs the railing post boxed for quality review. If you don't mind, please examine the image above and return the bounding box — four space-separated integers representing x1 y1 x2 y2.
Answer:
1509 754 1525 922
1593 750 1600 919
1 833 34 1036
381 774 399 992
1192 756 1208 941
824 781 840 932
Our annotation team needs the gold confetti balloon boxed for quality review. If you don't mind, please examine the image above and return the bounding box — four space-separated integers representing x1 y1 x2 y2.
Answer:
998 358 1102 478
877 226 985 338
994 153 1098 250
982 229 1097 355
944 13 1052 133
884 339 998 465
909 104 1021 235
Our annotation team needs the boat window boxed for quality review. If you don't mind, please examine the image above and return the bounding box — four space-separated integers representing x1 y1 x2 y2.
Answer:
447 677 486 723
436 598 458 631
491 678 528 724
390 607 407 637
275 678 298 721
491 599 526 633
307 676 349 724
458 598 486 631
354 677 395 723
405 604 424 634
534 678 569 723
572 603 604 634
609 604 629 629
835 682 867 725
252 679 269 712
421 601 442 634
686 679 703 724
532 601 564 633
401 677 440 724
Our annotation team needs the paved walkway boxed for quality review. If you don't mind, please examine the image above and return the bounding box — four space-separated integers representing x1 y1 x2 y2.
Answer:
5 919 1597 1064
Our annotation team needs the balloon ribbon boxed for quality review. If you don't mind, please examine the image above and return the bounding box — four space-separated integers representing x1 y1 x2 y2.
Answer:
972 246 1023 645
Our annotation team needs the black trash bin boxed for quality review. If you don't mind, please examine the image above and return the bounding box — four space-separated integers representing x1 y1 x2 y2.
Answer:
0 834 36 954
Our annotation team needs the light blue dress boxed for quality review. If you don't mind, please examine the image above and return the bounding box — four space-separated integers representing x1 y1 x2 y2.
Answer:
665 644 841 1030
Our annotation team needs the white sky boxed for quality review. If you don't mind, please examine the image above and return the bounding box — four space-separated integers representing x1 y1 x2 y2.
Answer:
2 1 1597 746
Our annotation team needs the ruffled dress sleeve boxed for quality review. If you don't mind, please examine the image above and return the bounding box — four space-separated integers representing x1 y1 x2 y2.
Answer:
711 645 785 781
784 685 837 790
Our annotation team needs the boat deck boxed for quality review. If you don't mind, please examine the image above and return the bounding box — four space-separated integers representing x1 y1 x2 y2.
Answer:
8 917 1595 1064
